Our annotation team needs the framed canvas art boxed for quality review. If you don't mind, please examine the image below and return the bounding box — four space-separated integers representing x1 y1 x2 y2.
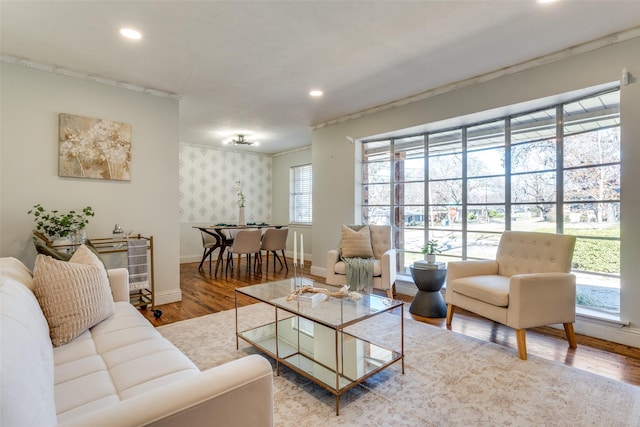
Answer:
59 113 132 181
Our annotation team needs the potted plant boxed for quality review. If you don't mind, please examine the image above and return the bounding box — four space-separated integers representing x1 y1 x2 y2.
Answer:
421 239 441 263
28 204 95 246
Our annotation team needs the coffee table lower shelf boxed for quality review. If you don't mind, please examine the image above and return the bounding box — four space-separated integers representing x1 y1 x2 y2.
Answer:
238 321 403 415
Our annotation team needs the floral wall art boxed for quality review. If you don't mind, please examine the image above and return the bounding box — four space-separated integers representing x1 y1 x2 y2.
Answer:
59 113 131 181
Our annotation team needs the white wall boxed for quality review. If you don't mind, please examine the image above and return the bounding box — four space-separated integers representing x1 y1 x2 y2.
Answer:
0 62 182 304
272 147 313 264
311 37 640 347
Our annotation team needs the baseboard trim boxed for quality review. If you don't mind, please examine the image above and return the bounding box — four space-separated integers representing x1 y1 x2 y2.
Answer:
181 255 202 264
154 288 182 305
572 318 640 348
310 265 326 277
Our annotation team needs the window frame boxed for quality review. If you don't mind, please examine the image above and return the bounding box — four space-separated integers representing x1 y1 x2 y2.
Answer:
361 87 621 314
289 163 313 225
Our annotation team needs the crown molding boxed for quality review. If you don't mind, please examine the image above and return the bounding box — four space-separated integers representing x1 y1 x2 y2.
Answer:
1 54 181 101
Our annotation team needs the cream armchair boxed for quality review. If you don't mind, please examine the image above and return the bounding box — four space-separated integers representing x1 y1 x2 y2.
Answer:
445 231 577 360
326 225 397 298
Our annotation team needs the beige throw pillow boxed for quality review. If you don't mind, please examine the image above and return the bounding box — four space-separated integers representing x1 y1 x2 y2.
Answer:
341 225 374 258
33 245 115 347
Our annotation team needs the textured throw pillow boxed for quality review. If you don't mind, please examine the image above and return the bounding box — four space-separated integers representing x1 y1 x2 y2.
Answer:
341 224 374 258
33 245 115 347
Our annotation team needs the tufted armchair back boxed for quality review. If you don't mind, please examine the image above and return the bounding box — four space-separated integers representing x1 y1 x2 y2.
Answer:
369 225 392 260
496 231 576 277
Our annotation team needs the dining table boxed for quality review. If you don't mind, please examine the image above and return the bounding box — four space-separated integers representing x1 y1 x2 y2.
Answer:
194 224 286 277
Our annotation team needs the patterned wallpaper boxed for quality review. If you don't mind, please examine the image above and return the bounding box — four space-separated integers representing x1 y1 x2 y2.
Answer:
179 145 272 224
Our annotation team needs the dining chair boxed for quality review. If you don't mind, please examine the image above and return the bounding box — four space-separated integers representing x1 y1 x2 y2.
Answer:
226 229 262 274
198 229 218 273
261 228 289 272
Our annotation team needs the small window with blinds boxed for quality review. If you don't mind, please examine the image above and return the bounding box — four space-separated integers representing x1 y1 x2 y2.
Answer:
290 164 312 224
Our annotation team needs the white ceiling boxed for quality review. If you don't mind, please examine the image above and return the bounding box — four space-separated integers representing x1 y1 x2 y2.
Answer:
2 1 640 154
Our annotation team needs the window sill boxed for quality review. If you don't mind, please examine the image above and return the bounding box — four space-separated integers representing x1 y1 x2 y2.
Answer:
576 306 628 327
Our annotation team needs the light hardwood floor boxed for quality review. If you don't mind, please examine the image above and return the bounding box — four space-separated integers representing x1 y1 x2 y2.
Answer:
141 259 640 387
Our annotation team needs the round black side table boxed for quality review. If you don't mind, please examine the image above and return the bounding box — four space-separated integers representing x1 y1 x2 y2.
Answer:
409 266 447 318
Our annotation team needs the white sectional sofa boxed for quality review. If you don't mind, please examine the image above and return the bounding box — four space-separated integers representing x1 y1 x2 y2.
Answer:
0 256 274 427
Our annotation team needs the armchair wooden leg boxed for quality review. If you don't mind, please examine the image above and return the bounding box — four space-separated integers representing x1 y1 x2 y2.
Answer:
385 282 397 299
445 304 455 325
516 329 527 360
563 323 578 349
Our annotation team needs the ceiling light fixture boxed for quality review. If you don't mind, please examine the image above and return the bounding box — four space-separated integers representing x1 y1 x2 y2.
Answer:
309 90 323 97
223 134 259 146
119 28 142 40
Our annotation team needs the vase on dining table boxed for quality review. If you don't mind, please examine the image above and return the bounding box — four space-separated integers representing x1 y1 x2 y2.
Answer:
238 206 245 226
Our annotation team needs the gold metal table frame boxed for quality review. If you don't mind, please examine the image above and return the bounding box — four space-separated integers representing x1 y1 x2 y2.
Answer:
235 278 404 415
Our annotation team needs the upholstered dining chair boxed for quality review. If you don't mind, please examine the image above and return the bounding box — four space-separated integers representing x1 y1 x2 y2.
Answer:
226 229 262 274
326 224 396 298
445 230 577 360
261 228 289 272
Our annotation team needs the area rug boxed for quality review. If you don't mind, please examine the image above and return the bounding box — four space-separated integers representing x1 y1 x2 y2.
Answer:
157 304 640 426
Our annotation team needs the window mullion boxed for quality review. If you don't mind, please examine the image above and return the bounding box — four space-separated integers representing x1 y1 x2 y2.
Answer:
556 104 564 233
424 134 429 246
505 117 512 229
461 127 468 259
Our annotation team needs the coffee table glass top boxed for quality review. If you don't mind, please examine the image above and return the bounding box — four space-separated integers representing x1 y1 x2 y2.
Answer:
236 278 402 328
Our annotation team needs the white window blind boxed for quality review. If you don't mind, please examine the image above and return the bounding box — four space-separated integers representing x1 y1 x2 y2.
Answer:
290 164 312 224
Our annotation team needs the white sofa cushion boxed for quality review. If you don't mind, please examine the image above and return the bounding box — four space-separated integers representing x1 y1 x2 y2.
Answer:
0 277 57 427
2 256 275 426
0 256 35 290
33 246 115 346
54 302 199 423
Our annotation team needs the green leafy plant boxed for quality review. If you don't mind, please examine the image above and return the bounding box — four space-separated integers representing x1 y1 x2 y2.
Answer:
421 239 442 255
28 204 95 238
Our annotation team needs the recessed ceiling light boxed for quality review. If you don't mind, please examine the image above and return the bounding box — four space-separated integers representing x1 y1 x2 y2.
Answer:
119 28 142 40
309 90 323 97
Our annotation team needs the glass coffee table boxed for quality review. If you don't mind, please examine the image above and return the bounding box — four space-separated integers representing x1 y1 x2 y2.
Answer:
235 278 404 415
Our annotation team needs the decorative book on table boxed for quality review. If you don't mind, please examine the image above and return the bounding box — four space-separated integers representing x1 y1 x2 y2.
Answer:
413 260 446 270
298 291 325 306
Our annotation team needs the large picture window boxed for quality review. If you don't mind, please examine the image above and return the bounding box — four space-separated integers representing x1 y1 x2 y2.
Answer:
362 88 621 314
